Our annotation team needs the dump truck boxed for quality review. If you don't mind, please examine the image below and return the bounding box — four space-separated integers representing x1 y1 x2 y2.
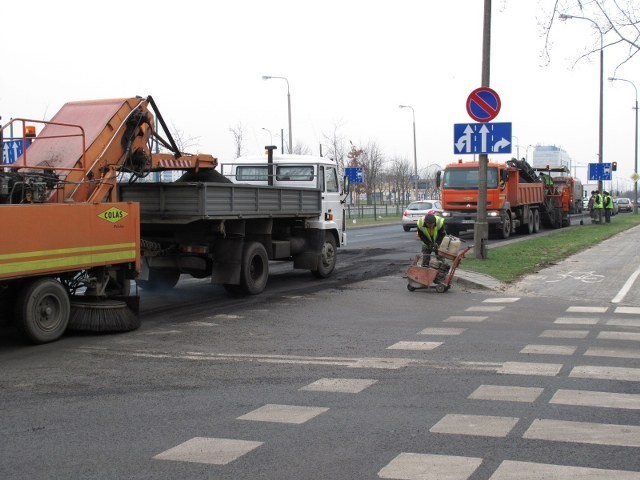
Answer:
0 96 346 344
437 158 568 239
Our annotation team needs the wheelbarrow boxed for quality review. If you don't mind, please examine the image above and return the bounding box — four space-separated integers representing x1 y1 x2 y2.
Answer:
405 245 473 293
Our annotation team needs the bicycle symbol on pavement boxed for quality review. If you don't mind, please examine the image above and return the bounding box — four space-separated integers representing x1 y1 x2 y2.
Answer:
545 271 605 284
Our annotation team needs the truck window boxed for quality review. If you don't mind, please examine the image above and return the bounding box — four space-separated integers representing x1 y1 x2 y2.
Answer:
276 165 314 181
237 166 268 181
443 167 498 189
325 166 339 192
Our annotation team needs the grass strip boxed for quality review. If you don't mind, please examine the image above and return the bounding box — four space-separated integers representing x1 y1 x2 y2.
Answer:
460 214 640 283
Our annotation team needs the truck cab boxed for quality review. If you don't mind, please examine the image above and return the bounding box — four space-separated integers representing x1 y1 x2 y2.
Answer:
220 153 347 248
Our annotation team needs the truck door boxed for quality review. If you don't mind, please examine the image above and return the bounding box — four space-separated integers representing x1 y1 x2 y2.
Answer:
320 165 344 241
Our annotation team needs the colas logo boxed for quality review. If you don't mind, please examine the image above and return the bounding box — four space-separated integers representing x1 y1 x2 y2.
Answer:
98 207 129 224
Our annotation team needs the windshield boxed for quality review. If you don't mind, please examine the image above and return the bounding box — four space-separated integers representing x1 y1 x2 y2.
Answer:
408 202 433 210
443 167 498 189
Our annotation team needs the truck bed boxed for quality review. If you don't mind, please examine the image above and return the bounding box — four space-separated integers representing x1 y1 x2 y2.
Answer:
118 182 322 223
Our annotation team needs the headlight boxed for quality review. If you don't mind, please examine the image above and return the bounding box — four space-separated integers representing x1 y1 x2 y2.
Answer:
441 211 451 217
487 211 500 217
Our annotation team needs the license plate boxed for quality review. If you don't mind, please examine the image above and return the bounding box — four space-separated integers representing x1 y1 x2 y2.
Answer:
462 219 474 224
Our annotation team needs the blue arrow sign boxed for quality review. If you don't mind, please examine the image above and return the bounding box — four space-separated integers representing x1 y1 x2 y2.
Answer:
345 167 364 184
588 163 612 181
2 139 31 165
453 122 512 155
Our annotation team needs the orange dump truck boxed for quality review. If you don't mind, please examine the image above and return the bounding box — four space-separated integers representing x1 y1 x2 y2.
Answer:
438 158 567 239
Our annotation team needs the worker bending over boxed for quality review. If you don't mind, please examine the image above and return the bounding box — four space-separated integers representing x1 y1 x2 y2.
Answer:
416 213 446 267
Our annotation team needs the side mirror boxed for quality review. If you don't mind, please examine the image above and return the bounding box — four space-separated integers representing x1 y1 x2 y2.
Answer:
502 170 509 182
342 175 350 195
436 170 442 189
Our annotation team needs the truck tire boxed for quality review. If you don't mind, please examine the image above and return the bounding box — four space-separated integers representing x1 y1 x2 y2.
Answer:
136 268 180 291
526 210 534 234
15 278 70 344
240 242 269 295
499 213 511 239
312 234 337 279
532 210 540 233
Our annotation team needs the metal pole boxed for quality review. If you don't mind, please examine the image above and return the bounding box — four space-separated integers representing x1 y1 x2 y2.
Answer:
287 87 292 154
598 45 604 194
411 110 418 201
474 0 491 259
635 97 638 214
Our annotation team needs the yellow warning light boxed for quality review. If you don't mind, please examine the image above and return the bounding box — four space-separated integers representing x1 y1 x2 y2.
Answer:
25 126 36 137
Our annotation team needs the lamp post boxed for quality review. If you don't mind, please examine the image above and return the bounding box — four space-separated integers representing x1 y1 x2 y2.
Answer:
262 75 292 153
525 145 533 163
398 105 418 201
609 76 639 214
512 135 520 160
559 13 604 193
261 127 273 146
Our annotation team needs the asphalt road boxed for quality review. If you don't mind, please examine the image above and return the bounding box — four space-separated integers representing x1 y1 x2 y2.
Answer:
1 219 640 479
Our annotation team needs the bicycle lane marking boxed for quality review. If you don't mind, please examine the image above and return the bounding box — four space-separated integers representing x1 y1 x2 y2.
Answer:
612 262 640 304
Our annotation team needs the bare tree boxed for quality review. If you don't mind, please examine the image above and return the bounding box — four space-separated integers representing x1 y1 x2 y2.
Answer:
358 141 386 204
228 122 246 159
321 120 349 175
420 164 443 199
292 142 312 155
541 0 640 72
169 123 201 153
389 156 412 205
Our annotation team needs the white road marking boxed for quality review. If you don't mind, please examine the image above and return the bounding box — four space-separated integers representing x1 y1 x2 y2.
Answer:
598 331 640 341
523 419 640 447
521 344 577 355
585 347 640 359
444 315 488 323
468 385 544 402
498 362 563 376
550 389 640 410
387 341 443 351
570 365 640 382
378 453 482 480
430 414 519 437
554 317 600 325
539 329 589 339
615 306 640 315
490 460 640 480
153 437 262 465
300 378 377 393
566 306 608 313
417 327 467 335
606 319 640 327
237 404 328 424
482 297 520 303
612 264 640 304
466 305 504 312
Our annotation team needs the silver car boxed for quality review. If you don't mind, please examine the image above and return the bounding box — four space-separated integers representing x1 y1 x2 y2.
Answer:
401 200 443 231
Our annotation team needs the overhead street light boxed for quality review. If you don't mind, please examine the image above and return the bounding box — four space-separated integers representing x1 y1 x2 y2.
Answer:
261 127 273 146
398 105 418 201
262 75 292 154
559 13 604 193
609 76 639 214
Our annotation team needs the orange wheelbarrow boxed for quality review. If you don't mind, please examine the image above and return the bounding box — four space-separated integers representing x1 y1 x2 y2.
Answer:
405 246 473 293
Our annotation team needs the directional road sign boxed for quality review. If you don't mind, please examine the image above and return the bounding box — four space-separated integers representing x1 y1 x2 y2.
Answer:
345 167 364 184
588 162 612 181
466 87 501 122
2 139 31 165
453 122 512 155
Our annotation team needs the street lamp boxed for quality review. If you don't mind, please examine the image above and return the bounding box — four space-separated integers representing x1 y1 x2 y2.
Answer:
262 75 292 154
398 105 418 201
261 127 273 146
512 135 521 160
609 76 639 214
525 145 533 163
559 13 604 193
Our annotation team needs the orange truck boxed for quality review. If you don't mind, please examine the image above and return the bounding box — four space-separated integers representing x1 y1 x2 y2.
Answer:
437 158 569 239
0 96 216 343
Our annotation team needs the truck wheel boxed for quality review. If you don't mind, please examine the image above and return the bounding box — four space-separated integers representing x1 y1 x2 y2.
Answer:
499 214 511 239
240 242 269 295
15 278 70 344
526 211 534 234
532 210 540 233
312 234 337 279
136 269 180 291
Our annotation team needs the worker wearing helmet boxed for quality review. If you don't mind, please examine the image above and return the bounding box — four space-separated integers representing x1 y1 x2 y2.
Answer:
416 213 445 266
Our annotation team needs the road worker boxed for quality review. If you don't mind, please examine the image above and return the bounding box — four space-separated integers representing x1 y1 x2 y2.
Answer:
416 213 446 267
593 190 604 224
603 191 613 223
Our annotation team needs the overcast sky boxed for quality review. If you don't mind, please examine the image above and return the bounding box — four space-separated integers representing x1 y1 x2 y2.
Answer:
2 0 639 189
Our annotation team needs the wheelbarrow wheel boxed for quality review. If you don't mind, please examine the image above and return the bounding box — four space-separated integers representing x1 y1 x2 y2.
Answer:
435 284 447 293
407 284 416 292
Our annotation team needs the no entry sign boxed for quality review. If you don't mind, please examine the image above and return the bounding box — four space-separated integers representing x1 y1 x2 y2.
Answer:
466 87 501 123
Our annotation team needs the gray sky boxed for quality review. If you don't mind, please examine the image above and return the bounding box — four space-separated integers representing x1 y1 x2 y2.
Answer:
2 0 639 190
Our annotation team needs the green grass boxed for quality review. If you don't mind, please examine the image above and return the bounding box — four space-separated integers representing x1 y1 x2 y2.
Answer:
460 214 640 283
345 214 402 228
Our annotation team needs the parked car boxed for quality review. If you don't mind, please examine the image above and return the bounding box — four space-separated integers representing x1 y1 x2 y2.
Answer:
611 197 619 215
616 197 633 213
401 200 443 231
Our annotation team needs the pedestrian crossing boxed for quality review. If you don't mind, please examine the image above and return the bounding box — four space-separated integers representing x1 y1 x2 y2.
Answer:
151 290 640 478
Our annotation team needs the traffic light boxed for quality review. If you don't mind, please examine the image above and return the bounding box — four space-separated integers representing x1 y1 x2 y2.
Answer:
612 161 618 171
